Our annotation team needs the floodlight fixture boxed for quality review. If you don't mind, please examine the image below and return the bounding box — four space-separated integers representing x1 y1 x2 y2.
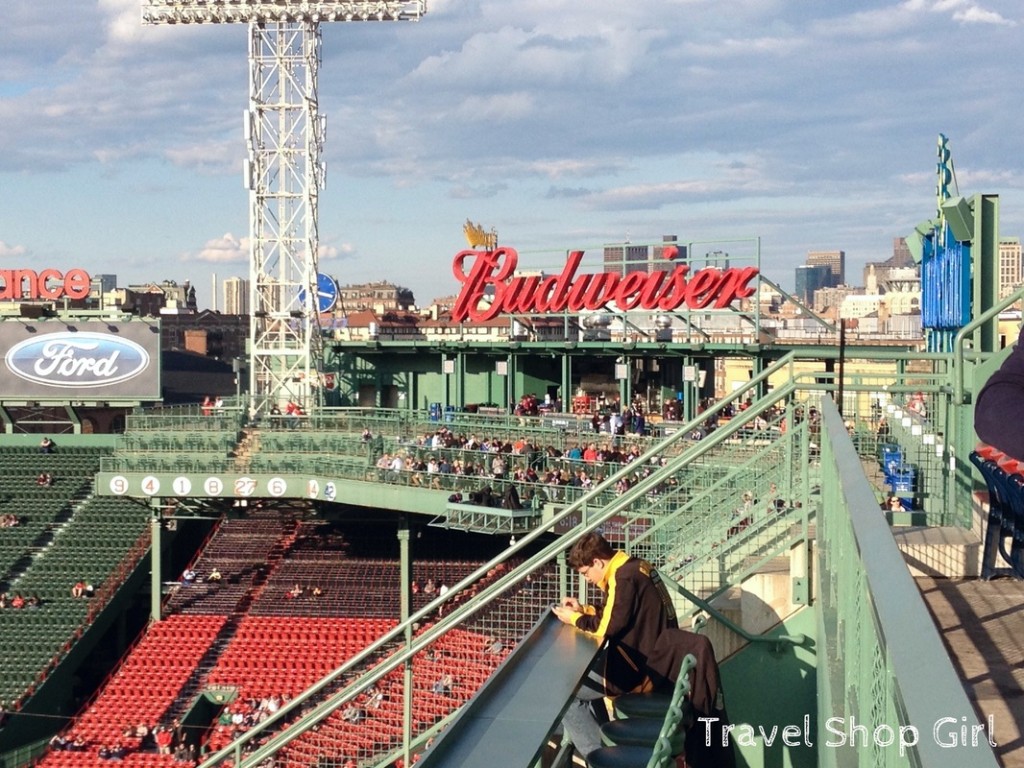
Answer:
141 1 425 25
141 0 425 417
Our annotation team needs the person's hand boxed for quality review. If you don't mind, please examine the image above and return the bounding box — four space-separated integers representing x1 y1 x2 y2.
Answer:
552 605 577 625
560 596 581 611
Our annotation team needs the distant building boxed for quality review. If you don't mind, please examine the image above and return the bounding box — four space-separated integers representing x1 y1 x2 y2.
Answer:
338 281 415 313
89 274 118 310
795 264 832 305
998 238 1022 299
603 243 650 276
806 250 845 286
864 237 918 287
223 276 250 315
161 310 248 361
653 236 685 272
815 285 859 315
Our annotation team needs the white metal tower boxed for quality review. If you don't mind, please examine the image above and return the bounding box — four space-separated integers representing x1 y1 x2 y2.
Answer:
142 1 426 416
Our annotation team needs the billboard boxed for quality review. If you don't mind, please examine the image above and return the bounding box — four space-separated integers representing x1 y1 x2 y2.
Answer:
0 320 161 401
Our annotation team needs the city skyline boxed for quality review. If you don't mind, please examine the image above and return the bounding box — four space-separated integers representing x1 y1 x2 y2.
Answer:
1 0 1022 311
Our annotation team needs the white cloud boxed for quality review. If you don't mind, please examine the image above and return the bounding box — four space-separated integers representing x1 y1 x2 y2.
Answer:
952 5 1015 24
908 0 1016 24
191 233 248 264
165 139 240 176
318 242 356 261
0 241 28 259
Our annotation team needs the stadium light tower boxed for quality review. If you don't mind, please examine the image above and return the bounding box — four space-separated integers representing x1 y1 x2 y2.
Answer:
142 1 426 417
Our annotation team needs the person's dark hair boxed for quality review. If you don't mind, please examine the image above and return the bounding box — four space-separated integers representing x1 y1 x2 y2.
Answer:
567 532 615 569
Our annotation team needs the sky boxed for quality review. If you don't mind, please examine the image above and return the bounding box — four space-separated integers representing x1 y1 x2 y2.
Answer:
1 0 1022 312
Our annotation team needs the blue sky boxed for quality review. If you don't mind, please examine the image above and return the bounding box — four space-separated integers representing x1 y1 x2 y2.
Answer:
1 0 1022 310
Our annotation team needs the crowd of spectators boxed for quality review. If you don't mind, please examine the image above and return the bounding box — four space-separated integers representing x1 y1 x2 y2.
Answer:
214 695 287 745
0 592 42 610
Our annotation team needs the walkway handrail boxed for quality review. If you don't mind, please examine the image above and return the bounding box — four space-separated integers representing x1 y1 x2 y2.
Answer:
657 573 806 653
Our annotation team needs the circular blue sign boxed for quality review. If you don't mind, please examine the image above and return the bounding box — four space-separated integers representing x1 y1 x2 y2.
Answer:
298 273 339 313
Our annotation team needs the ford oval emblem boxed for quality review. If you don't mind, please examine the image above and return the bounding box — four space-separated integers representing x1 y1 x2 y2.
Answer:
5 332 151 388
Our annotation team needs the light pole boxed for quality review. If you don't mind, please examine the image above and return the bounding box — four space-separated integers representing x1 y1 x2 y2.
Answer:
141 1 426 416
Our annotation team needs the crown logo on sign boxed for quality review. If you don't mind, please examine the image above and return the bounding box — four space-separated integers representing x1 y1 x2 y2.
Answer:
463 219 498 250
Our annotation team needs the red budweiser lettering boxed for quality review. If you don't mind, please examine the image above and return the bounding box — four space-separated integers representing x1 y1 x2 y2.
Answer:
451 247 758 323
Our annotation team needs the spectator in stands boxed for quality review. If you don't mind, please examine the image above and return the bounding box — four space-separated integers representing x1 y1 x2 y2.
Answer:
181 568 196 584
49 733 69 750
432 674 453 695
906 391 927 418
387 453 404 482
284 400 303 429
71 580 87 598
171 718 185 748
341 704 365 723
369 688 386 709
39 436 55 454
9 594 24 609
155 726 174 755
975 326 1024 460
287 583 304 599
552 532 677 759
208 568 222 582
877 417 891 440
36 472 54 487
201 396 214 416
0 593 7 610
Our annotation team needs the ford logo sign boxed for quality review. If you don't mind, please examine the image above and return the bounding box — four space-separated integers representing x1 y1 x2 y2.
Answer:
5 332 151 388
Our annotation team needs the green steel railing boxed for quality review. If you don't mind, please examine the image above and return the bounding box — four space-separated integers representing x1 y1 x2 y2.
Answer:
194 355 807 767
817 397 999 768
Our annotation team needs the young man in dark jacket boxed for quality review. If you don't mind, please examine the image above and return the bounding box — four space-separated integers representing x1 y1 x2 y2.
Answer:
553 532 676 757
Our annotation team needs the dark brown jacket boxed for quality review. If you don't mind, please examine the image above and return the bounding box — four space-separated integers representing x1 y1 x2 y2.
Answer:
571 551 674 695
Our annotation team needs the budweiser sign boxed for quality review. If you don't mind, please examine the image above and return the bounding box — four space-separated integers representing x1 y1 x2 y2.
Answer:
451 247 759 323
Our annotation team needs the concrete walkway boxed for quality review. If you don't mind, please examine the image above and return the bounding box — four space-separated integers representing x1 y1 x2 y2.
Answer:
918 577 1024 767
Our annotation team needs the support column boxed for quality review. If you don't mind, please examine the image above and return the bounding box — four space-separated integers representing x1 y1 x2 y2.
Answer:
150 500 163 622
398 521 413 768
508 353 517 410
561 353 572 413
